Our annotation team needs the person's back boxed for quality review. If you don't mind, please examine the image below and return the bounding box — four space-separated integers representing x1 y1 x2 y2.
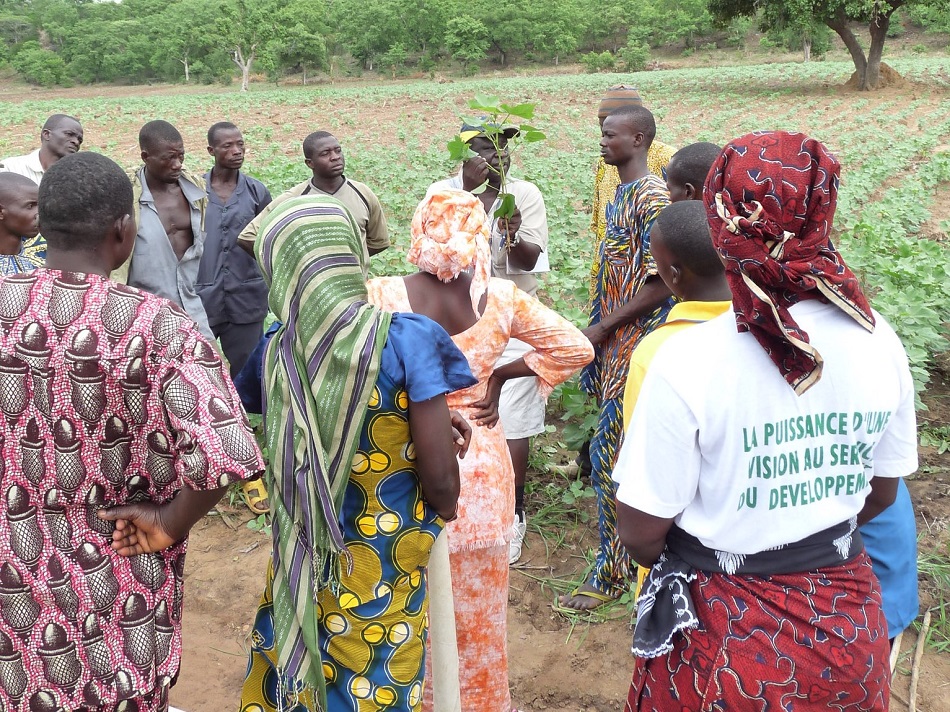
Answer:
0 152 262 712
614 131 913 712
628 300 914 552
236 195 470 712
367 190 593 712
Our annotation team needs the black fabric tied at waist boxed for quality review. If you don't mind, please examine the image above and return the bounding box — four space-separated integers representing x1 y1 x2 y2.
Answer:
632 517 864 659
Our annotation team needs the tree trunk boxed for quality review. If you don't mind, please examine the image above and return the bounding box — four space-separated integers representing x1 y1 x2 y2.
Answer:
803 37 811 63
231 45 255 91
866 11 891 89
554 54 559 66
825 9 868 88
303 67 307 85
490 40 507 66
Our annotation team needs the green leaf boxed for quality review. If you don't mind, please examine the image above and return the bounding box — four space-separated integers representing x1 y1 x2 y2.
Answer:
470 94 500 111
523 130 546 143
500 102 535 120
447 135 475 161
460 115 486 129
494 192 516 219
470 181 488 195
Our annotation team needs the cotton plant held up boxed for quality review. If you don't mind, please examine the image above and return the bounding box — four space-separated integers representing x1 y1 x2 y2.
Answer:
446 95 546 220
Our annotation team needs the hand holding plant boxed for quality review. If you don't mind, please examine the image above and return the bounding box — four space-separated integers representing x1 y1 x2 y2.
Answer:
447 94 545 221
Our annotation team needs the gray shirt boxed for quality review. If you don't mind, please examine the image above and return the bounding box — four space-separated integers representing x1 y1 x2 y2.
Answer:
128 167 213 341
198 171 272 327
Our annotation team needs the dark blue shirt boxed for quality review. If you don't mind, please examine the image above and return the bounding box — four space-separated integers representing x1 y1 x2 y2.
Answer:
198 171 272 327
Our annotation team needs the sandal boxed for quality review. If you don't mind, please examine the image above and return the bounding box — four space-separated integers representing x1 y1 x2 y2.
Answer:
241 479 269 516
552 584 618 614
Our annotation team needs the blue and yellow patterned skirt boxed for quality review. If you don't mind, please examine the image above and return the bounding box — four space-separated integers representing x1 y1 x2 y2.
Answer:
240 560 429 712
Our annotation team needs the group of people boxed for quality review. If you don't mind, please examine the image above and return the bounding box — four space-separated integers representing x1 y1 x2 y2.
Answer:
0 81 920 712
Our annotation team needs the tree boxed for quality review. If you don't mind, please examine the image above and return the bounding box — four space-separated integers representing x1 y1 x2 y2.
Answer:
907 0 950 34
445 15 487 73
709 0 916 90
762 15 832 61
628 0 713 49
153 0 224 83
221 0 283 91
380 42 408 78
0 12 35 49
329 0 404 71
63 19 153 83
271 0 328 84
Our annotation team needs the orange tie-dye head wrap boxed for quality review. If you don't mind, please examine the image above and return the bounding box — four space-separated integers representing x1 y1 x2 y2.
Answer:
409 188 492 315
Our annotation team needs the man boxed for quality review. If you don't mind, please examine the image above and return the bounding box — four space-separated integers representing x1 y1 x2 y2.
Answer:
0 113 83 184
0 150 262 712
428 121 550 565
198 121 272 376
199 121 272 517
577 86 676 496
0 173 45 274
589 86 675 260
664 142 723 203
559 105 672 611
122 120 213 342
238 131 389 255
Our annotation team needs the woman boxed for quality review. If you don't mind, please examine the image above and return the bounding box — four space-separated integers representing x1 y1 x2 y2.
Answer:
612 131 918 710
368 189 594 711
237 195 477 712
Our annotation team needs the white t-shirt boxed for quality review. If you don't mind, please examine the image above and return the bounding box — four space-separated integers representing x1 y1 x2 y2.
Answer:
614 300 917 555
0 149 43 184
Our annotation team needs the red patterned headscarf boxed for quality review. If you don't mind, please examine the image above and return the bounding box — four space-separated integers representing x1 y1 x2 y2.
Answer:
703 131 874 395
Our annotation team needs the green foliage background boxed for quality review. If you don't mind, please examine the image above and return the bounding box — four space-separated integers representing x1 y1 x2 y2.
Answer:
1 0 948 87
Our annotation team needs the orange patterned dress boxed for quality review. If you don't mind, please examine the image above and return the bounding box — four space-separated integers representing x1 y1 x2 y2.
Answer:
367 276 593 712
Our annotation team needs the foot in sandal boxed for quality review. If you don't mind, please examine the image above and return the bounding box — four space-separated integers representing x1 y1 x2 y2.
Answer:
241 479 269 516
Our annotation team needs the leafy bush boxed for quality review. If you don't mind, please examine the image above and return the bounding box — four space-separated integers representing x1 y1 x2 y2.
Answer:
621 41 650 71
380 43 409 77
11 41 67 87
581 50 615 73
907 1 950 34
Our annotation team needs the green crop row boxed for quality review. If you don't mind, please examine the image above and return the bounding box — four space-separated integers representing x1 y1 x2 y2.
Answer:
1 58 947 406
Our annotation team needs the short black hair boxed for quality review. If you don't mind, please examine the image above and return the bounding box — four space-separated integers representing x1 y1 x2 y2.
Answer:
302 131 334 159
208 121 239 146
38 152 133 251
139 120 183 151
654 201 723 277
607 105 656 147
668 142 722 191
42 114 80 132
0 173 38 203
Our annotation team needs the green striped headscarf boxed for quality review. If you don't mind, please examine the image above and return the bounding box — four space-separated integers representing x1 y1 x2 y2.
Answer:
256 195 391 708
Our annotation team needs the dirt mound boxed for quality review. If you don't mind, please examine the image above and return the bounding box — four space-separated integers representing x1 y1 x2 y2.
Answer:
845 62 906 89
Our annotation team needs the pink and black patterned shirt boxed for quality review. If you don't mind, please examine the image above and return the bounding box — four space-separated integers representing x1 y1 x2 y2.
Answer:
0 269 263 710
